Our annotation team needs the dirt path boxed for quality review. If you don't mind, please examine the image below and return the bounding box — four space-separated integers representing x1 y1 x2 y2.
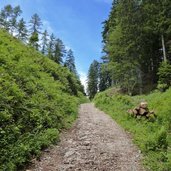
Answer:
27 103 144 171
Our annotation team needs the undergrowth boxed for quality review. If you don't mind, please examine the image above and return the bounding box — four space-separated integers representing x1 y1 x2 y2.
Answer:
94 88 171 171
0 29 86 170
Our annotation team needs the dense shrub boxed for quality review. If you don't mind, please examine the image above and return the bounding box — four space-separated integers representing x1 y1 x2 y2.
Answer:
94 88 171 171
157 61 171 91
0 29 85 170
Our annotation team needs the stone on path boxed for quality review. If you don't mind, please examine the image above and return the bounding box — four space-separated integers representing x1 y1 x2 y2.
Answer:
27 103 145 171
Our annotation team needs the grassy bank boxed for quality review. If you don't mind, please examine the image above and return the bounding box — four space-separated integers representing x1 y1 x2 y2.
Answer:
0 29 86 170
94 88 171 171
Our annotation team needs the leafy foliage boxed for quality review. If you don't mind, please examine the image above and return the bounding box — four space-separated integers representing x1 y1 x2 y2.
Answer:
0 29 85 170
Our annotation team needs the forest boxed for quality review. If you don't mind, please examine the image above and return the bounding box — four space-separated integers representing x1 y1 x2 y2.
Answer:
87 0 171 98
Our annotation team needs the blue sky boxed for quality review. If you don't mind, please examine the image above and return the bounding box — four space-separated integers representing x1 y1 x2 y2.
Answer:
0 0 112 87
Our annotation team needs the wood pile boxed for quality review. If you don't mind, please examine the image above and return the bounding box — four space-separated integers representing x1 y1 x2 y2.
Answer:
128 102 156 119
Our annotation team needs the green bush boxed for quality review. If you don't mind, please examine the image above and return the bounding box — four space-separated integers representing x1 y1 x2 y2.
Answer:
0 29 85 170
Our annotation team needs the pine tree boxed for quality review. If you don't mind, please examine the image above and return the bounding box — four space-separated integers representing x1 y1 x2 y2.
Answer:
29 13 42 33
101 0 171 94
0 5 13 31
29 13 42 49
9 5 22 35
99 63 112 92
29 32 39 50
64 49 77 75
41 30 49 55
87 60 99 99
101 0 141 94
52 38 66 64
16 18 28 41
48 33 55 59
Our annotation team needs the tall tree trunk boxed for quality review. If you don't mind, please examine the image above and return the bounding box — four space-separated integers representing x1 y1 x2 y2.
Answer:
161 34 167 62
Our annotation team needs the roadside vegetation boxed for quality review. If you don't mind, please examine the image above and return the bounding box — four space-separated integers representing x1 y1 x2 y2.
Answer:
0 29 86 170
94 88 171 171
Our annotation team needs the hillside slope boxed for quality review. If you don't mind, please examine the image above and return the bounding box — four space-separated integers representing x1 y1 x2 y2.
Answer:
0 29 84 170
94 88 171 171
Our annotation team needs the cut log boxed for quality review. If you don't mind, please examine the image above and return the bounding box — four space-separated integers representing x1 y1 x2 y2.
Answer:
127 109 133 114
139 108 148 115
133 109 138 115
149 110 154 114
139 102 148 109
127 102 156 120
135 106 140 110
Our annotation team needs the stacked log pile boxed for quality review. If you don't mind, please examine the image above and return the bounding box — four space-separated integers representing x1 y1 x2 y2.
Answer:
128 102 156 119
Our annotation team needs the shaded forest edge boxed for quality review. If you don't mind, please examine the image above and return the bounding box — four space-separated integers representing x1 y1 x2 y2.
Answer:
94 88 171 171
87 1 171 99
0 29 87 170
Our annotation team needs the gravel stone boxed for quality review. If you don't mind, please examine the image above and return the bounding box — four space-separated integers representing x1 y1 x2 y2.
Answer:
26 103 145 171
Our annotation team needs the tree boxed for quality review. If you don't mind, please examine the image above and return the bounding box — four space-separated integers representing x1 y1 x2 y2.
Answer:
99 63 112 92
16 18 28 41
41 30 49 55
87 60 99 99
29 13 42 33
157 61 171 91
101 0 171 94
9 5 22 35
48 33 55 59
52 38 66 64
101 0 142 94
29 32 39 50
29 13 42 50
64 49 77 75
0 4 13 31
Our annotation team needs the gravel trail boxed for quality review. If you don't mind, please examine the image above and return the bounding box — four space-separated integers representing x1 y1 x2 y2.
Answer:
27 103 144 171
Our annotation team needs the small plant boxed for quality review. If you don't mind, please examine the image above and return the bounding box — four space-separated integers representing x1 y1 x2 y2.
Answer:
156 127 168 150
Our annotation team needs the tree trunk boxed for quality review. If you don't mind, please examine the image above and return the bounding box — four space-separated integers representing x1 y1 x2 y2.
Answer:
161 34 167 62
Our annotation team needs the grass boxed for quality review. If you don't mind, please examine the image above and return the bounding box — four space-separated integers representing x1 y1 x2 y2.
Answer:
94 88 171 171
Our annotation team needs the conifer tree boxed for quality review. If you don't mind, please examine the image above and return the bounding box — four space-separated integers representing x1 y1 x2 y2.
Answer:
29 32 39 50
41 30 49 55
48 33 56 59
16 18 28 41
53 38 66 64
29 13 42 49
29 13 42 33
101 0 171 94
99 63 112 92
64 49 77 75
10 5 22 35
87 60 99 99
0 5 13 31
